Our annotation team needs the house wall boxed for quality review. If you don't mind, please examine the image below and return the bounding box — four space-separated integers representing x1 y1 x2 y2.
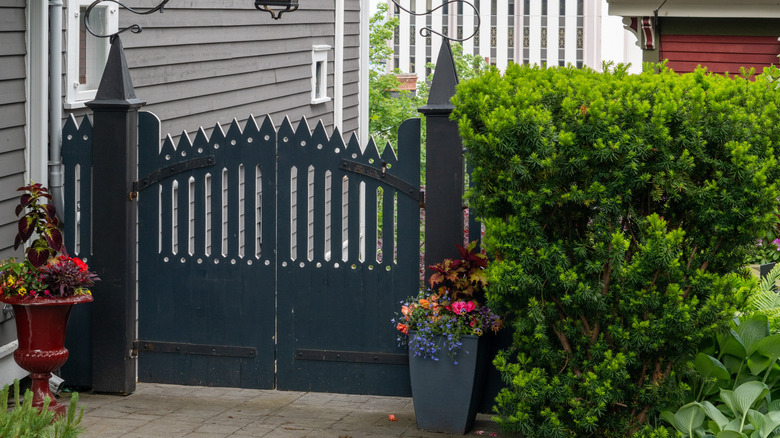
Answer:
645 18 780 73
64 1 362 141
0 0 27 258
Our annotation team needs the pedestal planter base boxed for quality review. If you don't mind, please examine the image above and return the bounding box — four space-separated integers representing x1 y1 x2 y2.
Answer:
2 294 93 415
408 333 486 435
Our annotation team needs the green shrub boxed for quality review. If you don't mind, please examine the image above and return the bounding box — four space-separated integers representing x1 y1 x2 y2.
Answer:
452 62 780 437
0 380 84 437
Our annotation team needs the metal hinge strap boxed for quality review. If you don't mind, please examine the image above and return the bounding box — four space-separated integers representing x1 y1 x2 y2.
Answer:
295 349 408 365
133 156 216 192
340 159 422 204
133 340 257 358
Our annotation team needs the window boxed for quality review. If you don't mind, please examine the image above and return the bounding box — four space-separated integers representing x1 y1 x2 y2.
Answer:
65 0 118 108
311 45 331 105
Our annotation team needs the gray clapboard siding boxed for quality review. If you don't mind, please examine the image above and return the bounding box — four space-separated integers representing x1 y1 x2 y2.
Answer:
0 2 27 256
64 1 364 144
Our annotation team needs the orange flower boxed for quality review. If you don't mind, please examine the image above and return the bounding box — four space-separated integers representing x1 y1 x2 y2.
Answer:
419 299 430 309
396 323 409 335
401 305 410 316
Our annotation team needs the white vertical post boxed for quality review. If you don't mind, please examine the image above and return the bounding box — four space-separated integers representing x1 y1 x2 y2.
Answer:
496 0 508 70
462 1 474 56
565 0 578 65
430 0 443 65
583 0 602 70
415 0 427 78
399 0 411 73
479 0 491 64
529 0 542 65
547 0 560 67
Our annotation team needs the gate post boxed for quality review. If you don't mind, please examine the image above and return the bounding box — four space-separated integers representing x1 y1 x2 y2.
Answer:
85 36 143 394
418 40 463 279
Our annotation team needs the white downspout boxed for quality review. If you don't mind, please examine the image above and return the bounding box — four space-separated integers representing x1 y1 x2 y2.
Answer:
49 0 65 220
28 0 49 186
359 0 369 145
334 0 344 132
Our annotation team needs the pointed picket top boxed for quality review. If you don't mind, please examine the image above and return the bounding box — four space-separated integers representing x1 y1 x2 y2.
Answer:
160 134 177 163
257 115 277 150
192 126 210 155
278 116 296 154
63 114 81 137
329 125 346 157
380 140 398 165
344 131 361 160
224 118 242 147
208 122 227 156
311 120 330 150
294 116 313 144
362 136 381 166
243 115 261 142
175 131 194 157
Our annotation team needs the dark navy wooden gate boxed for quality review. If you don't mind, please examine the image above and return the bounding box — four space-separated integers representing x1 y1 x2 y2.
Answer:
61 112 421 395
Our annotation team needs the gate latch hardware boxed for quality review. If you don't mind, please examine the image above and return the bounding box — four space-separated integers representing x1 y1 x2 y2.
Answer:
133 156 216 192
133 340 257 358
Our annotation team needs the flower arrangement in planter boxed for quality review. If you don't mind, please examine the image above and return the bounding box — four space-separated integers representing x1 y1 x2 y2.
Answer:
394 241 503 361
0 183 98 415
0 183 98 299
394 242 503 435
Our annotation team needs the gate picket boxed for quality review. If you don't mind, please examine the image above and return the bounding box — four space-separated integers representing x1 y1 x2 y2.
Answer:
62 111 421 395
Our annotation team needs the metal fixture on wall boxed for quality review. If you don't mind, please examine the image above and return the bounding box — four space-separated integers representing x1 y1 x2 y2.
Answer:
255 0 299 19
84 0 299 39
388 0 479 42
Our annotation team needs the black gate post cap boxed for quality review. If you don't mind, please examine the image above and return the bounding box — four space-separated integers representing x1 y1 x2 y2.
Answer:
86 36 146 109
419 39 459 115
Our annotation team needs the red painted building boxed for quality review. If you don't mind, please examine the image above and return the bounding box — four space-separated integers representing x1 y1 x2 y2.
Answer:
606 0 780 75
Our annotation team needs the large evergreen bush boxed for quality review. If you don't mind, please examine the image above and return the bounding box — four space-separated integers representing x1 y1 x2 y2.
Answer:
452 63 780 437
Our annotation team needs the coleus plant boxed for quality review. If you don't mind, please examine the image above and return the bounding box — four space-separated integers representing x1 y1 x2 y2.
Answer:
14 183 63 268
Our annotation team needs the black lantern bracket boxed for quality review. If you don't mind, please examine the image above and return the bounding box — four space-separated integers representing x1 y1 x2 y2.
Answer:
389 0 480 42
84 0 170 41
255 0 299 19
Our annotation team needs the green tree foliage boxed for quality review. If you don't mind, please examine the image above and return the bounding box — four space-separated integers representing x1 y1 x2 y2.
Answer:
452 63 780 437
368 3 487 150
368 3 423 149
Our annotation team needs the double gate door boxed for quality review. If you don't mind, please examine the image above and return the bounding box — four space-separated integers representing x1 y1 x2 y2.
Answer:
63 111 421 395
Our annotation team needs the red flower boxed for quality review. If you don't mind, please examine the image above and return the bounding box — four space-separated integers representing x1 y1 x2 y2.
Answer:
396 323 409 335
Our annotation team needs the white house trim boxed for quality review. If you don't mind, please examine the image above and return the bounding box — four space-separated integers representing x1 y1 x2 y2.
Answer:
27 0 48 186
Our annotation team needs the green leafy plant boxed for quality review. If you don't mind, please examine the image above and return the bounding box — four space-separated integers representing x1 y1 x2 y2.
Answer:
662 313 780 437
0 380 84 437
453 62 780 437
0 183 99 299
393 242 503 360
744 263 780 331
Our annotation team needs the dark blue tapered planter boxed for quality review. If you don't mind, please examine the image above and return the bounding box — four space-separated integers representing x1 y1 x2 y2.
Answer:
408 332 487 435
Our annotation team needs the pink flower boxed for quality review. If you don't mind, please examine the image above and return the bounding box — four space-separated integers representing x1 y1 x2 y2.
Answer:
773 238 780 250
451 301 476 315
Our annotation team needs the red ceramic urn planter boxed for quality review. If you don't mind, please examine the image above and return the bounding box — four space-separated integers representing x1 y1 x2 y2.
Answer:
2 294 93 415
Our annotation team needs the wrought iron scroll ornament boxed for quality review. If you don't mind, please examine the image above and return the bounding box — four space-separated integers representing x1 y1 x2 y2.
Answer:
84 0 170 40
388 0 480 42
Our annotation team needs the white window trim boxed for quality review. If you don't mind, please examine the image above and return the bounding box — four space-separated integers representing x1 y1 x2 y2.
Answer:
64 0 118 109
311 44 332 105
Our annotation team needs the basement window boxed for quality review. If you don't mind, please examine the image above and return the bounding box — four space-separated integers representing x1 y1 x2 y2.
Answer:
311 45 332 105
65 0 118 108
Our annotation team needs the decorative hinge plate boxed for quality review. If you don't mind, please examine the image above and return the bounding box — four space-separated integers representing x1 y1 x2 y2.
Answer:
295 349 408 365
133 156 216 192
132 340 257 358
340 159 422 205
